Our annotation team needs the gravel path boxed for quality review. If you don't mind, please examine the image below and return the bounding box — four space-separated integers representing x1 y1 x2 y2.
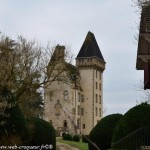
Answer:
56 142 80 150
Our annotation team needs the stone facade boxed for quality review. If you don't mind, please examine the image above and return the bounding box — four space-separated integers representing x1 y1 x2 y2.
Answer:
44 32 105 135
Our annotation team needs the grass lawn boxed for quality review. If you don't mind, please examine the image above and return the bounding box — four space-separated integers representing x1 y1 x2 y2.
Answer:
57 138 89 150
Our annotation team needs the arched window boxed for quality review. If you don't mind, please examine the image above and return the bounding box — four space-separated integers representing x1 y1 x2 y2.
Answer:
54 100 62 116
64 120 67 128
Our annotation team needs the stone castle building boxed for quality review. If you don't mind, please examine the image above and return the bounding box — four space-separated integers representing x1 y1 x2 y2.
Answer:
44 31 106 135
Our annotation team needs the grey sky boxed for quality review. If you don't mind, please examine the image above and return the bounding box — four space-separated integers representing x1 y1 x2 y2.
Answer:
0 0 144 115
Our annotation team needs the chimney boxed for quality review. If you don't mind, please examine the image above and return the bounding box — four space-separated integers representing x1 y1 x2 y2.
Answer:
52 45 65 62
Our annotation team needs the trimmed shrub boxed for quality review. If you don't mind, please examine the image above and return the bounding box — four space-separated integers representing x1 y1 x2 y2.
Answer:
63 134 72 141
62 132 66 138
89 114 122 150
82 135 89 143
27 117 56 149
112 103 150 143
73 135 80 142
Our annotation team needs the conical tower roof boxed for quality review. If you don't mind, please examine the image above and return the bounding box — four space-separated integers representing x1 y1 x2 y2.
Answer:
76 31 104 61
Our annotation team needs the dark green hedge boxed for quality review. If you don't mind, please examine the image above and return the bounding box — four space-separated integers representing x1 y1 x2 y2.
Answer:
112 103 150 143
27 117 56 149
0 88 56 148
0 105 29 145
82 135 89 143
63 134 72 141
89 114 122 150
73 135 80 142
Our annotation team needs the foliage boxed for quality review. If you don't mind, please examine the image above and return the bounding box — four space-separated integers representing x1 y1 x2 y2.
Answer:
63 133 72 141
0 36 43 98
0 105 29 145
0 87 28 145
132 0 150 8
0 34 72 117
0 35 46 117
20 92 43 118
0 88 56 147
112 103 150 143
82 135 89 143
62 132 66 138
27 117 56 149
89 114 122 150
73 135 80 142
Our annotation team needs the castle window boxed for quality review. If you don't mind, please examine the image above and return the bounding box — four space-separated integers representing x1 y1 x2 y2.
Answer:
99 83 101 91
78 105 80 115
64 120 68 131
99 108 101 117
78 93 80 102
64 120 67 128
96 70 97 78
81 95 84 102
95 107 98 116
54 100 62 116
99 95 101 104
83 124 85 129
96 94 98 103
81 108 84 116
99 72 101 80
96 82 98 89
49 91 54 101
64 90 68 101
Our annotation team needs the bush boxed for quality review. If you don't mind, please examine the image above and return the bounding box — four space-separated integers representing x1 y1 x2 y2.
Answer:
89 114 122 150
112 103 150 143
0 87 29 145
63 134 72 141
0 105 29 145
82 135 89 143
27 117 56 149
62 132 66 138
73 135 80 142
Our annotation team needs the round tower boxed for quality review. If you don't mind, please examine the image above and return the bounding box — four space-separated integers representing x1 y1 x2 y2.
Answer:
76 31 106 135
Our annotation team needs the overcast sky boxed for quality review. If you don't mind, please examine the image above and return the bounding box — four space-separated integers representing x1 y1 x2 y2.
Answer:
0 0 144 115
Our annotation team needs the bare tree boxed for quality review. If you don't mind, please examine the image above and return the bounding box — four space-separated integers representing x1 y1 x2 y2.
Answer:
0 34 72 118
136 80 150 104
133 0 150 9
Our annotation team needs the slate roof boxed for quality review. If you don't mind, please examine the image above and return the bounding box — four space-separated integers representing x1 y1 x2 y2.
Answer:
76 31 104 61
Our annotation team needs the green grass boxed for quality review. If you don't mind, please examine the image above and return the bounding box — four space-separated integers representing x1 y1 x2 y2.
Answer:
57 138 88 150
